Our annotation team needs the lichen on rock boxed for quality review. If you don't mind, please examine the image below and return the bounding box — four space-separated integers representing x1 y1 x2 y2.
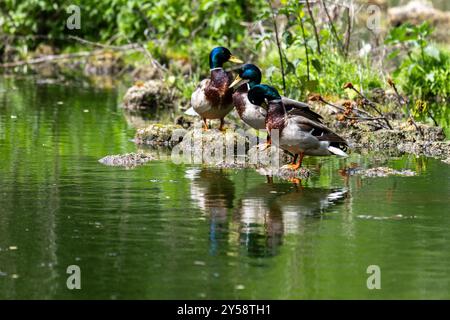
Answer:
256 166 311 180
98 152 154 168
388 1 450 41
84 51 125 76
123 80 174 111
172 128 258 166
359 167 416 177
397 141 450 159
134 123 186 146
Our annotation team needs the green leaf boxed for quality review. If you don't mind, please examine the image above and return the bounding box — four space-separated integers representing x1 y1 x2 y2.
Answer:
387 49 400 60
311 59 322 73
305 80 319 91
282 30 294 47
285 61 296 75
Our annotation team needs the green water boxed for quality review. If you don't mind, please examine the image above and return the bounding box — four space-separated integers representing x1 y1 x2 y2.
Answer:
0 77 449 299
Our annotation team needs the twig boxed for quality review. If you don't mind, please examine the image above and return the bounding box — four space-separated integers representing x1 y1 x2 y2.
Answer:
0 45 140 69
0 51 94 68
298 12 310 81
267 0 286 95
344 116 390 121
305 0 321 55
322 0 344 55
345 83 393 129
344 7 352 57
68 36 139 50
388 79 423 135
312 94 390 129
123 36 167 74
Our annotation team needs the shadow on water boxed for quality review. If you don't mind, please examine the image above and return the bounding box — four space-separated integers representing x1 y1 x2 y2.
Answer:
186 168 348 259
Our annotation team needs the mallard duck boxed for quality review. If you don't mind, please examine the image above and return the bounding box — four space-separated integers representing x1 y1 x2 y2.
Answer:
247 84 348 170
189 47 243 130
230 64 323 135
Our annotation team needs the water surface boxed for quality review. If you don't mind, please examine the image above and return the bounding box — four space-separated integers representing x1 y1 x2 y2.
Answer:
0 78 449 299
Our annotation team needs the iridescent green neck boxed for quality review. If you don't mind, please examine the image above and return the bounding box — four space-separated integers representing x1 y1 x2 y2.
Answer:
248 80 259 89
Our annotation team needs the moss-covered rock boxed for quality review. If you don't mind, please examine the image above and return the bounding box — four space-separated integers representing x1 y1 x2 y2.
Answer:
98 152 153 168
172 128 256 166
134 123 186 146
359 167 416 177
123 80 173 111
388 1 450 42
397 141 450 159
256 166 311 180
131 64 163 81
340 120 446 157
84 51 125 76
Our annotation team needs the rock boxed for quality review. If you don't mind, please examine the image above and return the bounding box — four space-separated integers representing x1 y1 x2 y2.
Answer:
358 166 416 177
98 152 154 168
343 120 446 156
134 123 186 146
340 164 416 177
123 80 173 111
248 144 292 167
1 45 21 64
175 116 194 129
33 44 57 57
256 166 311 180
172 127 258 165
131 64 163 81
388 1 450 41
84 51 125 76
357 214 416 220
397 141 450 159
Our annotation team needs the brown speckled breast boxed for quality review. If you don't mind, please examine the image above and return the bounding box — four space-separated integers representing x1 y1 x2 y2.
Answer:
266 101 286 134
205 69 234 108
232 85 248 117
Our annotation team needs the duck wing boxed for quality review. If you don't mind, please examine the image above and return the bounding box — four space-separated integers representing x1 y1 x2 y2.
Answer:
282 97 323 123
291 115 347 145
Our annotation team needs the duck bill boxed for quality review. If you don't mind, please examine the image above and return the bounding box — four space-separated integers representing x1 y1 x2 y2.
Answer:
228 55 243 64
229 75 245 88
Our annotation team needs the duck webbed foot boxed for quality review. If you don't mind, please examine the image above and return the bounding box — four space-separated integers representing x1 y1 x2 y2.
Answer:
285 153 304 170
218 118 226 132
202 118 209 131
259 135 272 151
288 177 303 186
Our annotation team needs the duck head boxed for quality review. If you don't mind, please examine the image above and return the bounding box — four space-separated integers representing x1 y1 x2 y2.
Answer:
247 84 282 108
229 64 262 89
209 47 243 69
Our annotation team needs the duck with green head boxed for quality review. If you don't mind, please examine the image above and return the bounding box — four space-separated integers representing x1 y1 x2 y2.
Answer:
230 64 324 133
189 47 243 130
247 84 348 170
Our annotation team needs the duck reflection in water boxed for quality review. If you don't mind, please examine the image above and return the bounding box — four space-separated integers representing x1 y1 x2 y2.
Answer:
235 183 348 257
185 168 235 255
186 168 348 258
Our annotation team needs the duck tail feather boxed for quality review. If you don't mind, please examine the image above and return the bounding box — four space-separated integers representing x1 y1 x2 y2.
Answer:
184 107 199 116
328 146 349 157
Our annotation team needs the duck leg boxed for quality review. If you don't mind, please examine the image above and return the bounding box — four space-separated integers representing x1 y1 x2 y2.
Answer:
260 134 272 151
202 118 209 130
292 152 304 170
286 154 298 170
219 118 225 131
286 152 304 170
